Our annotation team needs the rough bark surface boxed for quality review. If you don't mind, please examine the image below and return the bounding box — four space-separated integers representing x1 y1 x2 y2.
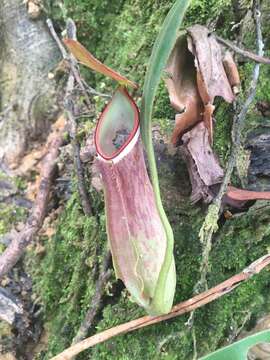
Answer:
0 0 60 167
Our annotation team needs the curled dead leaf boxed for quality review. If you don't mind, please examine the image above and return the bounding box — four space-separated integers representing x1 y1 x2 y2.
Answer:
187 25 235 104
165 25 238 145
187 25 235 143
222 51 241 95
182 122 224 186
165 35 204 145
180 122 224 203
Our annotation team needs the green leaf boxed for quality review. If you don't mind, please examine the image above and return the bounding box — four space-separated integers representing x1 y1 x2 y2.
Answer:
140 0 191 314
199 330 270 360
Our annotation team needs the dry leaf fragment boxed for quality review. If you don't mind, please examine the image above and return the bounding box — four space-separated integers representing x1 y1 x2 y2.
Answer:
222 186 270 209
226 186 270 201
24 0 42 19
165 26 238 146
222 51 241 95
187 25 235 104
187 25 235 143
179 122 224 204
164 35 204 144
182 122 224 187
180 145 216 203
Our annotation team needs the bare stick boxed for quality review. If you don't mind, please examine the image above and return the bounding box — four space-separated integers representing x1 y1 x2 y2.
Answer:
65 73 93 216
72 251 112 344
185 0 265 333
48 20 112 341
50 253 270 360
47 18 93 216
47 18 92 109
197 0 264 291
0 125 65 278
215 35 270 64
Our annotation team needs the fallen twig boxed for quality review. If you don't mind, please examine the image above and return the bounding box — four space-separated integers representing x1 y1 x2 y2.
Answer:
47 19 92 109
197 0 264 291
70 127 93 216
48 19 113 346
50 253 270 360
186 0 265 335
0 123 65 278
48 18 93 216
215 34 270 64
72 251 112 344
81 79 111 99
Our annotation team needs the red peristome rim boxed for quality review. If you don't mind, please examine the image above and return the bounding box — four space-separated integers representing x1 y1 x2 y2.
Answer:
94 86 140 161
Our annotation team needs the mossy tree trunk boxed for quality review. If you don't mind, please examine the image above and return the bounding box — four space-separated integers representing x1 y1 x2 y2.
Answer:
0 0 60 167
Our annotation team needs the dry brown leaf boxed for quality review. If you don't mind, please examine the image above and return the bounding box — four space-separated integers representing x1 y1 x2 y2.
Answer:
26 176 40 202
221 186 270 209
43 227 56 238
222 51 241 94
14 148 44 176
24 0 42 19
180 145 216 203
187 25 235 143
187 26 235 103
179 122 224 204
165 26 237 146
227 186 270 201
182 122 224 186
165 35 204 144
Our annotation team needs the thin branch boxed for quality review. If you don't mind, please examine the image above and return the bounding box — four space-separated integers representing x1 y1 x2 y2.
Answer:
47 19 69 59
81 79 111 99
184 0 265 336
197 0 264 291
0 125 65 278
215 35 269 64
72 251 112 344
65 76 93 216
47 18 93 216
213 0 264 203
46 18 92 109
50 253 270 360
48 20 112 344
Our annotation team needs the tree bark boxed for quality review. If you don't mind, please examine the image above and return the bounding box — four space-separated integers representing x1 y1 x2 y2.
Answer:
0 0 61 167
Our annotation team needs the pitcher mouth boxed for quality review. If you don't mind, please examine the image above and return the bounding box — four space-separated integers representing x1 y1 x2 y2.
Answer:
94 87 140 161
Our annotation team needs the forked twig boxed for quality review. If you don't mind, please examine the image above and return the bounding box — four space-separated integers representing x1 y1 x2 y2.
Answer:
47 19 92 109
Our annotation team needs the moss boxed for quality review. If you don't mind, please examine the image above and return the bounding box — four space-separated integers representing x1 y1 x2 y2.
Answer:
32 1 270 359
89 203 270 360
33 165 270 360
0 204 26 237
32 191 109 358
